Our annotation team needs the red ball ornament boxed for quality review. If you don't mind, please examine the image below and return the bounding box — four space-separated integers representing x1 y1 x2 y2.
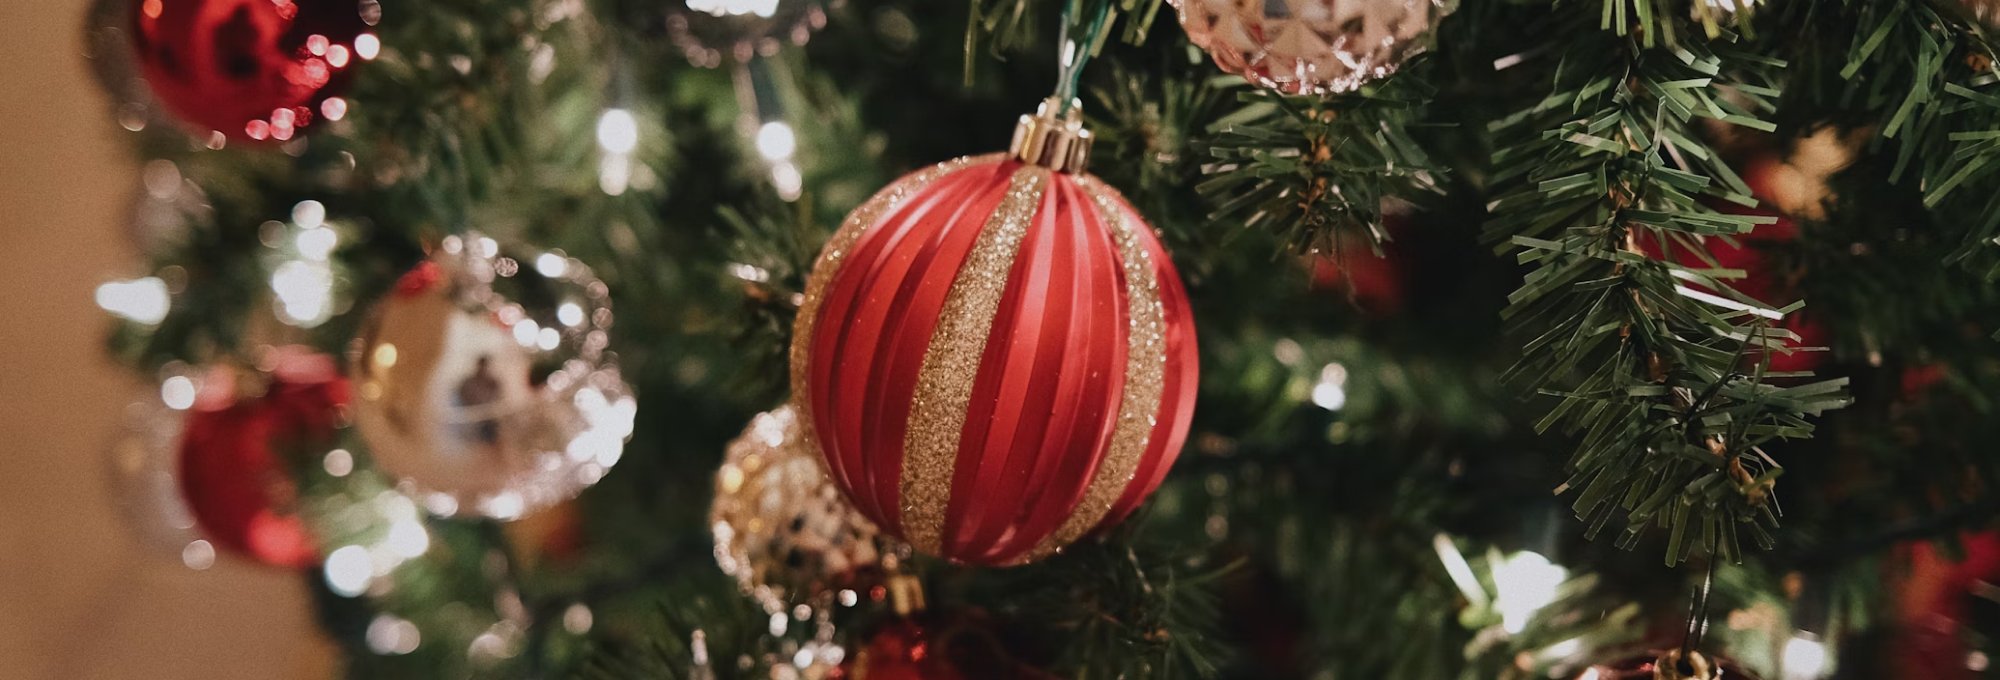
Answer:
179 348 348 568
130 0 373 142
791 103 1199 566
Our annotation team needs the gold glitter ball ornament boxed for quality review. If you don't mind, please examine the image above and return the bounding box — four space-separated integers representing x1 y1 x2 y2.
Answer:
1169 0 1454 95
712 405 895 614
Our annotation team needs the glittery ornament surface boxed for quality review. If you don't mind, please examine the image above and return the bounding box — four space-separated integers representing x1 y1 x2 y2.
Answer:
1170 0 1451 95
791 154 1198 566
666 0 829 67
712 405 893 614
900 167 1047 554
349 233 634 521
129 0 371 141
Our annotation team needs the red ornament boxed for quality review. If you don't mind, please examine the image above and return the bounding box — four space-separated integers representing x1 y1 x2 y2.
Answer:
791 110 1198 566
1896 532 2000 680
847 619 964 680
1307 218 1410 314
179 349 348 567
130 0 372 142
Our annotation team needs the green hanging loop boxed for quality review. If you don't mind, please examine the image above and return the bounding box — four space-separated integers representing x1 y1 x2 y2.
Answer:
1052 0 1116 114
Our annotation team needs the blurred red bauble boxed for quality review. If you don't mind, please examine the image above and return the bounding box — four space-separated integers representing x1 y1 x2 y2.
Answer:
1896 532 2000 680
179 349 348 568
130 0 373 142
845 614 1055 680
847 619 965 680
1307 219 1411 314
790 110 1199 567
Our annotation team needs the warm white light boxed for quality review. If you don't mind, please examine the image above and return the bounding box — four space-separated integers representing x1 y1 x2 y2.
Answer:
537 327 562 351
1542 637 1583 659
596 109 639 154
1311 362 1348 410
385 517 430 559
772 161 803 201
1782 633 1828 680
536 252 570 278
181 539 216 570
1493 550 1567 635
97 277 171 325
161 376 198 410
321 97 348 122
483 492 525 521
599 154 631 196
755 121 797 161
563 604 594 634
323 448 354 477
271 260 334 327
366 614 421 655
1577 669 1602 680
354 33 381 60
1311 383 1346 410
557 302 585 327
292 200 326 229
296 226 338 261
688 0 781 17
143 159 181 199
768 611 788 636
512 319 542 347
325 545 373 596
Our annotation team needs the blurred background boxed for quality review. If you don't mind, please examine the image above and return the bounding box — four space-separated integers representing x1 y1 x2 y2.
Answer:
0 1 332 676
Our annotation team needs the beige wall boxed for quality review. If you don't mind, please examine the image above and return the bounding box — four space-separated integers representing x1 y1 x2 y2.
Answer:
0 1 333 677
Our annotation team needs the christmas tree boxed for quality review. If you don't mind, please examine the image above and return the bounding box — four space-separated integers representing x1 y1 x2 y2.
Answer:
82 0 2000 676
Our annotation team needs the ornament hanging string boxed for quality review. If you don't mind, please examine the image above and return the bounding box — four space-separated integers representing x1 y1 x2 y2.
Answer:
1677 532 1722 663
1052 0 1116 113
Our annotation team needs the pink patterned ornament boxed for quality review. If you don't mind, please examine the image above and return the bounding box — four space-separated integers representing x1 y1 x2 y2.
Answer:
1169 0 1452 95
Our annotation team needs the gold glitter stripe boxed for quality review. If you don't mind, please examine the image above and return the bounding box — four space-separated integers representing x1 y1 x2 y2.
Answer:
1016 177 1169 564
900 164 1049 554
790 155 992 457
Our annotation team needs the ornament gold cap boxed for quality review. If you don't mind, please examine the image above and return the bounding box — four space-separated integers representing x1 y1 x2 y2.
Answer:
1652 649 1714 680
1010 97 1093 173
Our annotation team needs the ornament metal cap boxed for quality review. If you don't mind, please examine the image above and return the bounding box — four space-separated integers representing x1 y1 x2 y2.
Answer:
1652 649 1714 680
1010 97 1093 173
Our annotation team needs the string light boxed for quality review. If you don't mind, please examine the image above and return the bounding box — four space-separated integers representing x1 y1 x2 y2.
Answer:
354 33 381 60
1781 633 1828 680
271 259 334 327
96 277 171 325
687 0 780 17
756 121 797 161
366 614 421 655
161 376 197 410
1492 550 1567 635
596 109 639 154
325 545 374 596
1311 362 1348 411
181 539 216 570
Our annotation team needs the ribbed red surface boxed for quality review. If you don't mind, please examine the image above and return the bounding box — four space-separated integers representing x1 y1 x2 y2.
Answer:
801 158 1197 564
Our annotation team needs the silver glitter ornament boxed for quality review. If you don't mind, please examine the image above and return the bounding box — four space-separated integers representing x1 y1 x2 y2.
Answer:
349 233 634 520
